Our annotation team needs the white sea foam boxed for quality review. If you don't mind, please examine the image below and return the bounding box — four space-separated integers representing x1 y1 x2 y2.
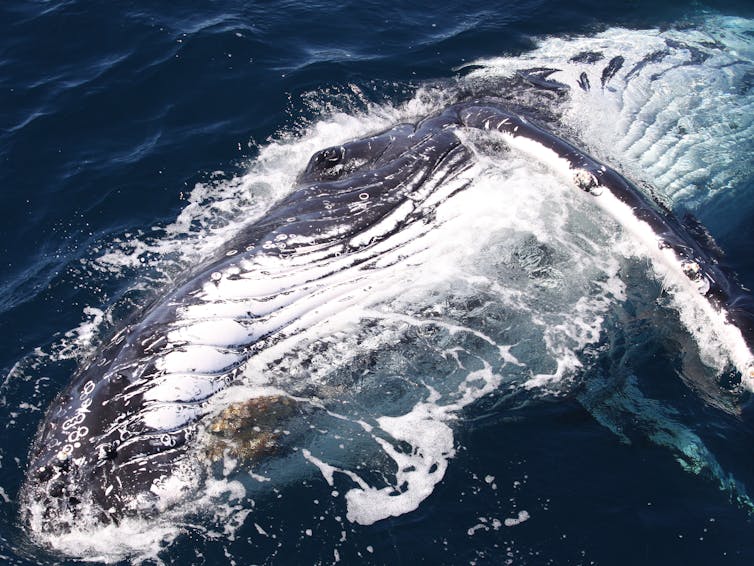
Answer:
504 510 530 527
27 469 250 564
56 307 106 361
465 15 754 384
465 15 754 208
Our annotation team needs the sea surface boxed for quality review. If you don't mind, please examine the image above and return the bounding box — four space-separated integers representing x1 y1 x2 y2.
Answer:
2 1 754 564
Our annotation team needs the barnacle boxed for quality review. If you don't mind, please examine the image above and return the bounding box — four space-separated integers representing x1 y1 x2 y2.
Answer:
204 395 299 461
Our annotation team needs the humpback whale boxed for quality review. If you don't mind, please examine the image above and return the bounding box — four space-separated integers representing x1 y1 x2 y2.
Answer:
21 98 754 534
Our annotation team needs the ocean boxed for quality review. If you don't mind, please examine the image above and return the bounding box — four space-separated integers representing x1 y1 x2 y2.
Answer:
2 0 754 564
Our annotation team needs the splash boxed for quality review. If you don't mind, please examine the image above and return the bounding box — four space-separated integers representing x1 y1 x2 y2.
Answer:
464 15 754 209
15 15 754 563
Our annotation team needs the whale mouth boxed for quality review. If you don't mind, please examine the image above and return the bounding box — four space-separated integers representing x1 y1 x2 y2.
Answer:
16 15 754 562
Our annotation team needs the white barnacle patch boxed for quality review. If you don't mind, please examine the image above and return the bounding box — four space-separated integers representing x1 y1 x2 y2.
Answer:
682 260 701 280
57 444 73 461
573 169 600 194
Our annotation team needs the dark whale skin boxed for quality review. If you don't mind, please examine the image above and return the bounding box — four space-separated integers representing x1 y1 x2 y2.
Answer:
21 101 754 533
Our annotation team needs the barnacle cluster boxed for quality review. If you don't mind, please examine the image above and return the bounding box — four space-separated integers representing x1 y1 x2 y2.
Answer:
204 395 299 461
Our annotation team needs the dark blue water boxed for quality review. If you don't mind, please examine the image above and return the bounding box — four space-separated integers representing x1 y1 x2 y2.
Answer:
3 1 754 564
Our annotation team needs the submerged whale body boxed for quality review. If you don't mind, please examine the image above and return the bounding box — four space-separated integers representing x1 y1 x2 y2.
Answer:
22 96 754 532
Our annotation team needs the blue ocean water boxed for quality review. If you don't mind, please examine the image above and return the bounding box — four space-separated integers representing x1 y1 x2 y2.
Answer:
2 0 754 564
